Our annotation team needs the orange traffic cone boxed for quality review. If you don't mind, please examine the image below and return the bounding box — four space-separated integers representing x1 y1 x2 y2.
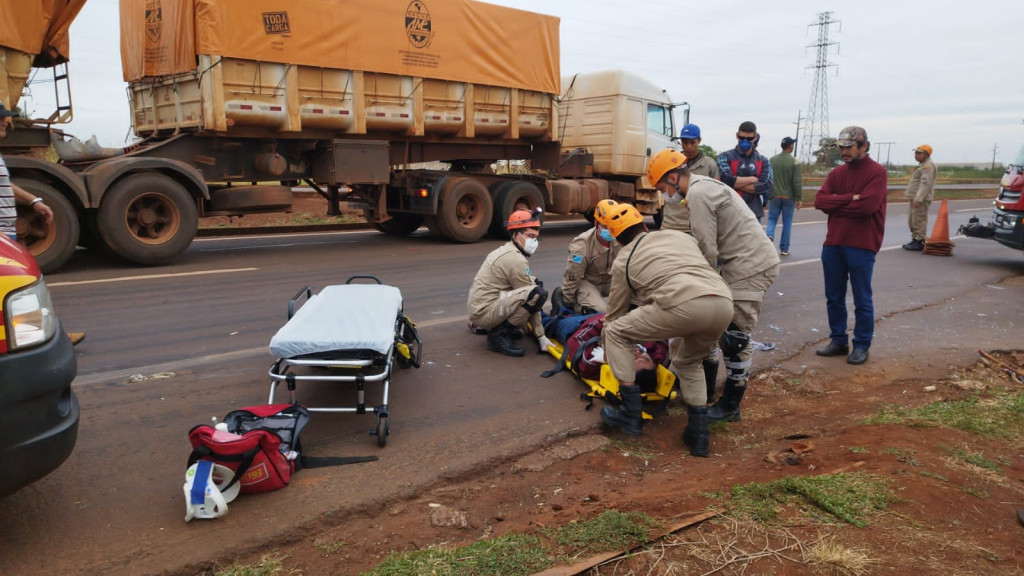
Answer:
922 199 954 256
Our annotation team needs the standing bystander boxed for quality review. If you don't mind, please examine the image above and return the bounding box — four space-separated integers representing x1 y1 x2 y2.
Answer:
717 121 773 222
813 126 888 365
902 145 936 251
766 136 803 256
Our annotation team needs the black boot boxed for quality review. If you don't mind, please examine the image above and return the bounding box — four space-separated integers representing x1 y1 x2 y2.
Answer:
682 405 710 457
486 321 525 357
600 385 644 436
707 381 746 422
702 359 719 404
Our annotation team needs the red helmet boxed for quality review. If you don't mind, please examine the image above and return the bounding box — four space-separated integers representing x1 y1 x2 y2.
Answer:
506 209 542 231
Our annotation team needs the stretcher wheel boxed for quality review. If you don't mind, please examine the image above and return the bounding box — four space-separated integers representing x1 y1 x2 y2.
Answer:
376 416 389 447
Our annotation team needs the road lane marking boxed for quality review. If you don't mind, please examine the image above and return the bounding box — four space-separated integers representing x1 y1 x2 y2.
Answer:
74 315 467 387
48 267 259 287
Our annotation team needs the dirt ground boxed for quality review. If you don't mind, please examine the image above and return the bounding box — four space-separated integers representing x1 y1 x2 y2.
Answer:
197 195 1024 576
214 351 1024 576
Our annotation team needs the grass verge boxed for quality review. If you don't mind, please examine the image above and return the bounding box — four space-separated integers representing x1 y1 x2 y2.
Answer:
730 471 895 528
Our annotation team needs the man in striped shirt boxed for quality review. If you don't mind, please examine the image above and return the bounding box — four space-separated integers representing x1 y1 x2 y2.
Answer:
0 103 53 240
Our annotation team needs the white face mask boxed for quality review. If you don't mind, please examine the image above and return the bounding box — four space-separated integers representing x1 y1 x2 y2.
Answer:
522 236 539 255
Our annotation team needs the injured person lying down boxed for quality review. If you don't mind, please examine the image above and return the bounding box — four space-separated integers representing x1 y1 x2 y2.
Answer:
541 311 669 392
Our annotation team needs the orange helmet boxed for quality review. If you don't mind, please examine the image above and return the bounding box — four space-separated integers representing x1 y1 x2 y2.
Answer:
606 203 644 239
593 199 619 226
506 208 542 231
646 148 687 186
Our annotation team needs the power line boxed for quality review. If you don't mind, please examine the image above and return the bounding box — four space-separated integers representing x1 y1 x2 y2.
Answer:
803 11 840 167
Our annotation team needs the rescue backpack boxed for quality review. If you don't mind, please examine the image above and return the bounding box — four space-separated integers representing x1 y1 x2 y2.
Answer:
187 403 377 494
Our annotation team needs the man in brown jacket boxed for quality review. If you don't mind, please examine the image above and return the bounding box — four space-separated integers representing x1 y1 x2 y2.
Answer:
903 144 936 251
598 203 733 456
647 149 780 423
467 209 550 357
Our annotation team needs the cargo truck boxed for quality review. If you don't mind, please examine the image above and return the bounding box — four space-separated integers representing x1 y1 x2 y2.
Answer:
958 143 1024 252
1 0 685 273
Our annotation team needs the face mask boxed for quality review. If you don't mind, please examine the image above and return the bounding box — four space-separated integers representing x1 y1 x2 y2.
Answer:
599 229 614 243
738 139 753 153
522 236 539 255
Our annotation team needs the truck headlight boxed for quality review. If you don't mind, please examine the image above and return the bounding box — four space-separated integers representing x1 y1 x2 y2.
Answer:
4 279 57 351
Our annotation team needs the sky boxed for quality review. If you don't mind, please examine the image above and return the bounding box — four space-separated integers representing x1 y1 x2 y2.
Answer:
19 0 1024 166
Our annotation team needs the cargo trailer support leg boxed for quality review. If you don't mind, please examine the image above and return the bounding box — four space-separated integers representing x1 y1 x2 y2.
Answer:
327 185 342 216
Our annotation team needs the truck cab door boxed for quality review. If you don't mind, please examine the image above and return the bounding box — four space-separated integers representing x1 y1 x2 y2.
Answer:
643 102 680 187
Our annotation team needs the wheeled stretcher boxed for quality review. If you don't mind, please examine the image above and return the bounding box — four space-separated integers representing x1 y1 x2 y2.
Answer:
267 276 421 446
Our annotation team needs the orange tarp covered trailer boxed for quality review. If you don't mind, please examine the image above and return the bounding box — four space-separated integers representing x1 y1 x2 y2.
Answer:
0 0 86 110
120 0 560 95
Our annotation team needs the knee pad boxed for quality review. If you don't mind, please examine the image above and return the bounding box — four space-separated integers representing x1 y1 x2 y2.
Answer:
718 324 750 356
719 324 751 383
522 285 548 314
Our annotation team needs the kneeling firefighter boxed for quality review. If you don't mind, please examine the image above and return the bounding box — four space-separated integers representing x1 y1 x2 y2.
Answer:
467 208 553 357
597 203 733 457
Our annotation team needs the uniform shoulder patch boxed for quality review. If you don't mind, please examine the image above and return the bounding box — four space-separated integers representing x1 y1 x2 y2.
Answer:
571 254 583 264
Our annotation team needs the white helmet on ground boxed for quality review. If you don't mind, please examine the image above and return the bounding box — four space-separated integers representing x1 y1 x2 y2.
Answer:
183 460 241 522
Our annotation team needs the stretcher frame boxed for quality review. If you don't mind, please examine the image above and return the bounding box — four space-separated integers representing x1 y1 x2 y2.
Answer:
267 275 421 447
542 339 676 419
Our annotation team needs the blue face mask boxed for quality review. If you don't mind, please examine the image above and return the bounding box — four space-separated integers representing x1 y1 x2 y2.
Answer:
599 229 614 243
738 139 753 153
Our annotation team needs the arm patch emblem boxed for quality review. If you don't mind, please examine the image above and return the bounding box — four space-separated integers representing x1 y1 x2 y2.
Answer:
571 254 583 264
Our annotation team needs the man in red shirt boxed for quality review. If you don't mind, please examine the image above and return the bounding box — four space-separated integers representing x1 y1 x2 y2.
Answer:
813 126 888 365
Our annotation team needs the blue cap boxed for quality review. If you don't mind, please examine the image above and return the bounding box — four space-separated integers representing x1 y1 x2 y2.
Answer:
679 124 701 140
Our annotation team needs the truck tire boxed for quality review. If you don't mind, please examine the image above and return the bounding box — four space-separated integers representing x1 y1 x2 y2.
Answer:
13 179 80 274
97 172 198 266
373 213 424 236
489 181 545 239
435 177 492 243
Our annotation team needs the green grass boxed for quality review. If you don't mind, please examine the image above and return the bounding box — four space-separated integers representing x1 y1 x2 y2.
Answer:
360 509 659 576
941 445 1006 472
544 509 661 558
214 553 297 576
730 472 895 528
865 391 1024 445
363 534 550 576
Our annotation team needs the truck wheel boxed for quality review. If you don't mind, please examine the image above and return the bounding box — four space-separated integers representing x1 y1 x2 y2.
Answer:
435 178 492 243
13 179 80 274
97 172 198 265
490 181 544 239
373 213 424 236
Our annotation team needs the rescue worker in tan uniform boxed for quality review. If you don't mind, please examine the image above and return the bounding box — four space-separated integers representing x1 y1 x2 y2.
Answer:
661 125 723 402
553 199 621 315
467 209 551 357
647 149 780 423
598 204 733 457
662 123 720 233
902 144 936 251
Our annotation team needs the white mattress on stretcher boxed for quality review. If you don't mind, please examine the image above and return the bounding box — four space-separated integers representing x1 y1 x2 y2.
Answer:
269 284 403 359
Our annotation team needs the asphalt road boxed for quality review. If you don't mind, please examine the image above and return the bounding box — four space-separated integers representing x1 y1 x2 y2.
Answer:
1 198 1021 575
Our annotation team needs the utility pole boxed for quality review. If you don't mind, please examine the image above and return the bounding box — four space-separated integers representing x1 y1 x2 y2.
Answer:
803 11 840 167
792 110 804 157
875 141 894 168
991 142 999 169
